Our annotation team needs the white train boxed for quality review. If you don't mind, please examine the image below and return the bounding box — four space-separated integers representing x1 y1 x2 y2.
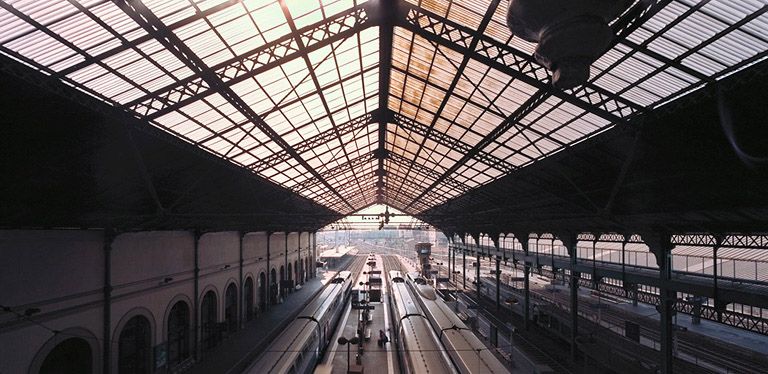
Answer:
406 272 510 374
244 270 354 374
388 271 458 374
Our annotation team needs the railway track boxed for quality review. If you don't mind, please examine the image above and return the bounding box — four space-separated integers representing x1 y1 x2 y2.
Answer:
467 290 574 374
482 276 768 373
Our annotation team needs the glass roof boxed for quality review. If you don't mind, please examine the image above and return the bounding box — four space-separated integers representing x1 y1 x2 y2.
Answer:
1 0 766 216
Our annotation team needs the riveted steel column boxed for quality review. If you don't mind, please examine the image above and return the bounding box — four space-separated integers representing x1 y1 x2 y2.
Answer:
713 235 723 322
515 233 531 331
193 230 201 360
495 257 501 310
298 232 302 284
463 246 467 290
103 229 115 374
239 231 244 329
448 239 452 280
647 234 675 374
285 232 289 294
266 232 271 309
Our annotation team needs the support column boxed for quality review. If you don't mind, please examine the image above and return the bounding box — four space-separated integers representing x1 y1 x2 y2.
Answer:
647 234 675 374
310 232 315 279
515 233 531 331
462 245 467 290
452 244 457 284
713 235 723 322
476 253 481 297
524 264 530 331
103 229 115 374
472 233 481 297
570 272 579 360
193 230 201 360
631 283 639 306
266 232 271 310
495 257 501 310
621 238 627 277
448 240 453 281
298 233 302 285
285 232 289 294
239 232 244 329
559 233 579 361
490 233 501 309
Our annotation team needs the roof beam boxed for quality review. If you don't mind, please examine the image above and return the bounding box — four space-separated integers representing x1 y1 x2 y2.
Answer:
389 0 501 202
294 151 376 194
125 4 372 119
113 0 353 213
377 0 396 205
55 0 245 77
397 2 643 123
405 90 549 211
387 152 469 195
390 111 515 173
280 0 369 208
250 111 375 173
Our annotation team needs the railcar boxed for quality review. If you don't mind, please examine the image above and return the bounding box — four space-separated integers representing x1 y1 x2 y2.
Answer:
388 271 457 374
406 272 509 374
244 271 353 374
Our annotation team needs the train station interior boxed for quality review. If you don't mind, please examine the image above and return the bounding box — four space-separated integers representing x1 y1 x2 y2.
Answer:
1 0 767 373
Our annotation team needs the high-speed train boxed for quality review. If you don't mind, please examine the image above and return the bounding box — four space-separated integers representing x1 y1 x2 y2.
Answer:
406 272 509 374
388 270 458 374
244 271 354 374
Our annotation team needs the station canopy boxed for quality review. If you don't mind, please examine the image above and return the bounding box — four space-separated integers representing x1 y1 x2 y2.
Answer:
1 0 766 218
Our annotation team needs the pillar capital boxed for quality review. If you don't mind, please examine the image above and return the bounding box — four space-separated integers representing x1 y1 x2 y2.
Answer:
470 232 480 245
512 232 530 253
642 232 674 270
488 232 501 249
555 231 578 257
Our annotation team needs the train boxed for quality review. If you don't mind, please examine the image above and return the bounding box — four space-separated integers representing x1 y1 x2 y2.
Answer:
244 270 354 374
405 272 509 373
388 270 458 374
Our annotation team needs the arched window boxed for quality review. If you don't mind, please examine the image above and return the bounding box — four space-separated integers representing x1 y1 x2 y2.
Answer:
40 338 92 374
167 301 190 368
118 315 151 374
258 272 267 311
294 260 299 284
201 291 218 350
224 283 238 333
244 277 255 321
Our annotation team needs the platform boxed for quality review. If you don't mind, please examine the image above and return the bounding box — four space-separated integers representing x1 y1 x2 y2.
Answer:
187 257 353 374
472 273 768 372
319 254 396 374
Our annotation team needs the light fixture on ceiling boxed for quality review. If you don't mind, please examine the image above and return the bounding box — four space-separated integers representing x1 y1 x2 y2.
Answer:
506 0 639 89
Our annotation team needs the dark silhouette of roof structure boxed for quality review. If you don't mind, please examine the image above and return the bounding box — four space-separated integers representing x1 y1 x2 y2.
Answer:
1 0 767 232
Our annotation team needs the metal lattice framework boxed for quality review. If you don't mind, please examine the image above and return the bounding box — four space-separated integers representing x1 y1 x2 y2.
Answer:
1 0 766 221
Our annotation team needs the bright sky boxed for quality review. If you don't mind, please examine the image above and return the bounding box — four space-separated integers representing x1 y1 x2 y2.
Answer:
322 204 429 230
